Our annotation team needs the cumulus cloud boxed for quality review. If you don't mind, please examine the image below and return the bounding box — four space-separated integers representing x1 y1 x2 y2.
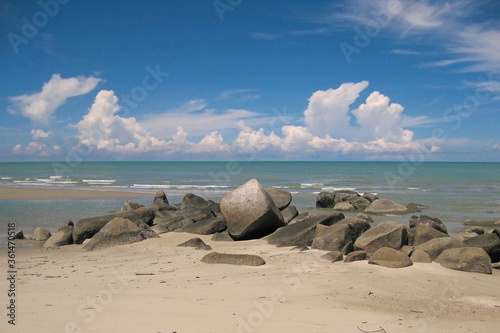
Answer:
8 74 101 123
31 129 54 139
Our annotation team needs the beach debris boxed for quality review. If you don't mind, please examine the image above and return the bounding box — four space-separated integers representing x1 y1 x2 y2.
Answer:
463 233 500 262
32 227 52 241
436 247 492 274
266 188 292 210
281 205 299 225
354 221 408 254
82 217 160 251
221 179 285 240
409 215 447 233
365 198 409 215
267 212 344 247
211 230 234 242
415 237 465 261
410 248 433 263
120 200 145 212
177 237 212 250
344 250 368 262
368 247 413 268
44 221 74 247
408 224 449 246
201 252 266 266
320 250 343 263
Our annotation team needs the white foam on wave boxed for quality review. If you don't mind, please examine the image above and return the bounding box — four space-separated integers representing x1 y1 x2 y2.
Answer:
300 183 324 188
83 179 117 185
50 176 63 179
321 187 356 192
407 187 419 190
1 177 13 180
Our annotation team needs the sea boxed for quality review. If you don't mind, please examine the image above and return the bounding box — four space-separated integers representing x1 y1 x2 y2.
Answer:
1 161 499 241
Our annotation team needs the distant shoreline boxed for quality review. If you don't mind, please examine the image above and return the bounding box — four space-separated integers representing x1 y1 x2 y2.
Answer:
0 186 152 201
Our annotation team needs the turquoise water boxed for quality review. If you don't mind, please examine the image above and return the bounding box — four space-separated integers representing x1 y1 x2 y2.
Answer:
1 161 499 238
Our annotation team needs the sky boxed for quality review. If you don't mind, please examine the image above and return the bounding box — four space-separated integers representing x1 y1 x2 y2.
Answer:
1 0 500 162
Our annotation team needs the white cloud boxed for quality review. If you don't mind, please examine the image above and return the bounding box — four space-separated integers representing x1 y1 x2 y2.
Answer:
217 89 261 101
11 144 22 154
493 144 500 152
31 129 54 139
8 74 101 123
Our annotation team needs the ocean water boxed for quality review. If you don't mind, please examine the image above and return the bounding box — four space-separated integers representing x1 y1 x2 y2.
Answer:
1 161 499 239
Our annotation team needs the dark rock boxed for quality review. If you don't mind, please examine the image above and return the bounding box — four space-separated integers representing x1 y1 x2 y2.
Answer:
368 247 413 268
356 213 373 223
320 251 343 263
179 206 214 222
151 216 193 234
176 216 227 235
208 201 223 217
267 212 344 247
492 228 500 239
464 233 500 262
406 203 424 213
410 248 432 263
365 199 408 215
316 192 335 208
221 179 285 240
211 230 234 242
344 250 368 262
201 252 266 266
354 221 407 253
291 246 309 252
73 207 155 244
409 215 447 234
266 188 292 210
281 205 299 224
120 200 145 212
177 237 212 250
44 221 74 247
181 193 208 210
288 212 310 225
152 201 178 212
349 196 371 210
436 247 492 274
153 189 169 204
82 218 159 251
14 230 24 239
415 237 465 260
338 218 371 239
333 202 355 212
32 227 52 241
409 224 449 246
362 193 378 202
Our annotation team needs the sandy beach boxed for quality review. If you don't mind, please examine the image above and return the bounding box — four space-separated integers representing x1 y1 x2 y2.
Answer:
0 187 152 201
2 232 499 333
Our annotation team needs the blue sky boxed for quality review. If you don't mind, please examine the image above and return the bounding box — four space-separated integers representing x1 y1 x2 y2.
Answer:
1 0 499 161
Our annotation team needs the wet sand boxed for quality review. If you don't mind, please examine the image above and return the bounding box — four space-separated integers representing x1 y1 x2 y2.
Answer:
0 187 151 200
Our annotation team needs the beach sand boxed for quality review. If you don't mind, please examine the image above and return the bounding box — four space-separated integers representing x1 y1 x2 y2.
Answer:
2 232 499 333
0 187 152 200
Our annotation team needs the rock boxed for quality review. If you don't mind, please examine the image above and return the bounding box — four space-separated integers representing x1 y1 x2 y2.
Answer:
333 202 355 212
266 188 292 210
180 193 208 210
406 203 424 213
176 216 227 235
82 218 159 251
455 229 483 242
281 205 299 224
201 252 265 266
177 237 212 250
463 226 485 235
312 224 350 251
409 224 449 246
208 201 223 217
492 263 500 270
349 196 371 210
153 189 169 204
365 199 408 215
73 207 155 244
338 218 371 239
354 221 407 253
152 201 177 212
316 192 336 208
221 179 285 240
492 228 500 239
120 200 145 212
362 193 378 202
32 227 52 241
211 230 234 242
291 246 309 252
436 247 492 274
368 247 413 268
44 221 74 247
415 237 465 261
400 245 415 257
14 230 24 239
151 216 193 234
344 250 368 262
267 212 344 247
320 251 343 263
410 248 432 263
409 215 447 234
356 213 373 223
288 212 310 225
464 233 500 262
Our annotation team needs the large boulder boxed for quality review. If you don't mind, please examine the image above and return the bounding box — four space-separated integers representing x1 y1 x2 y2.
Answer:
153 189 169 204
464 233 500 262
311 218 370 252
409 224 449 246
368 247 413 268
180 193 208 210
365 199 408 215
201 252 265 266
73 207 155 244
267 212 344 247
415 237 465 260
410 248 432 263
349 196 371 210
220 179 285 240
176 216 227 235
82 218 159 251
409 215 447 234
333 202 355 212
354 221 407 253
333 190 359 204
32 227 52 241
266 188 292 210
316 192 335 208
363 193 378 202
151 216 193 234
436 247 492 274
44 221 74 247
281 205 299 224
344 250 368 262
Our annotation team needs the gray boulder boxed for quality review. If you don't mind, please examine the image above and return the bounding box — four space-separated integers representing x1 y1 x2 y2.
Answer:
349 196 371 210
436 247 492 274
354 221 407 253
82 218 159 251
201 252 265 266
266 188 292 210
267 212 344 247
221 179 285 240
333 190 359 204
464 233 500 262
410 248 432 263
320 251 343 263
288 212 310 225
333 202 355 212
44 221 74 247
176 216 227 235
356 213 373 223
120 200 145 212
409 224 449 246
316 192 335 208
344 250 368 262
178 237 212 250
32 227 52 241
181 193 208 210
363 193 378 202
312 218 370 252
365 199 408 215
409 215 447 234
281 205 299 224
415 237 465 260
153 189 169 204
368 247 413 268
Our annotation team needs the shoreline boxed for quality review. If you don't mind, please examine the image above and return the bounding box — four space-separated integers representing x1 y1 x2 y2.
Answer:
0 186 152 200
